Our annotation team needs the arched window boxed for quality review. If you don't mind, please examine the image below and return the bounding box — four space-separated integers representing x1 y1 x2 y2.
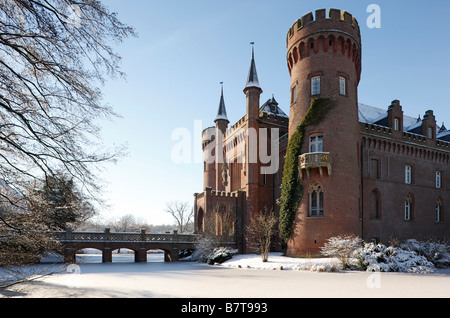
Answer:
370 189 381 219
405 195 413 221
435 198 443 223
309 181 324 217
197 208 204 233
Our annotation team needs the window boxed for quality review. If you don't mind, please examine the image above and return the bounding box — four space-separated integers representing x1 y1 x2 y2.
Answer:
309 182 324 217
394 118 400 131
436 171 442 188
428 127 433 139
291 86 297 104
311 76 320 95
405 165 412 184
310 134 323 153
404 196 412 221
339 76 346 95
435 200 442 223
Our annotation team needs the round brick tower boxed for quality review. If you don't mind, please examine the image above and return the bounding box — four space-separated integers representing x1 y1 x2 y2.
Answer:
285 9 362 255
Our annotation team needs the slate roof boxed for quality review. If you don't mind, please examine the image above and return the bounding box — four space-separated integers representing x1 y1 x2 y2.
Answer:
358 103 448 141
259 95 288 118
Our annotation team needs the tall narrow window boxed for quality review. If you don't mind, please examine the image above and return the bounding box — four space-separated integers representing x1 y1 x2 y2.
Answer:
394 118 400 131
291 86 297 104
339 76 346 95
310 134 323 153
435 200 442 223
311 76 320 95
404 197 412 221
436 171 442 188
309 182 324 217
405 165 412 184
428 127 433 139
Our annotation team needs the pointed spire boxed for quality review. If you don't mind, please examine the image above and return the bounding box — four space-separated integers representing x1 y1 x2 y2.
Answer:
215 82 229 123
245 42 261 91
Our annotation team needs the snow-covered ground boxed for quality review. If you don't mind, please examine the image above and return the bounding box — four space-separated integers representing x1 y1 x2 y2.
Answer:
4 252 450 298
218 252 341 271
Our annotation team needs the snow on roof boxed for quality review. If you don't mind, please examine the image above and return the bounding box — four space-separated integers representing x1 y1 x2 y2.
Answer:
359 103 420 132
259 96 288 118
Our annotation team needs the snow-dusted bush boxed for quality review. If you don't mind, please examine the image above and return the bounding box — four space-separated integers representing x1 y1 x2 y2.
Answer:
400 239 450 269
191 237 238 264
354 242 435 273
207 247 239 265
320 235 363 269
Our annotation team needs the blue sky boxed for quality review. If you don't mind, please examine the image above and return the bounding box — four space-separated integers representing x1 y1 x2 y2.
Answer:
94 0 450 225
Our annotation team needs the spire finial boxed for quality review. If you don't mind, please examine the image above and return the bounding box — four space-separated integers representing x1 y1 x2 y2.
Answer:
215 81 229 123
245 42 261 91
250 42 255 59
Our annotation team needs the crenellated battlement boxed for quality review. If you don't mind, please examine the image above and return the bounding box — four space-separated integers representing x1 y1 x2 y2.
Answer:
286 8 362 82
287 9 360 43
204 186 246 198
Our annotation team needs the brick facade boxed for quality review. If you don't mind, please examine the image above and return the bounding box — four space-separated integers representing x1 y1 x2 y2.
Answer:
194 8 450 255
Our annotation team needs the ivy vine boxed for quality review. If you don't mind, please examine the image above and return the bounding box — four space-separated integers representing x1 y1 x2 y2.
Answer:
278 98 334 242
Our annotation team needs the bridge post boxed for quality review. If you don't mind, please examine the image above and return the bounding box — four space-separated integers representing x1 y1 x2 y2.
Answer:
171 230 179 262
63 228 76 264
135 229 147 263
103 228 112 263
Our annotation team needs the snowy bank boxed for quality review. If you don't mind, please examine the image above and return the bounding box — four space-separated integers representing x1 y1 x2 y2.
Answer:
219 253 341 272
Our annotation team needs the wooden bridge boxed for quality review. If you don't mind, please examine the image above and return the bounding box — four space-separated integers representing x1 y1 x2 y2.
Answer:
57 228 200 263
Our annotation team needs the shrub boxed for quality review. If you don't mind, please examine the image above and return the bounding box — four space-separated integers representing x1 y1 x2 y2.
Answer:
320 235 363 269
400 239 450 269
354 242 435 273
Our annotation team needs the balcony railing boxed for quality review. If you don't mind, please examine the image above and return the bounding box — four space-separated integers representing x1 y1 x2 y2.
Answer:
299 152 332 179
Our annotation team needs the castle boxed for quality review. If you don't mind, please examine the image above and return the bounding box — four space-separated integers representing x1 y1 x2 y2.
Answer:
193 8 450 255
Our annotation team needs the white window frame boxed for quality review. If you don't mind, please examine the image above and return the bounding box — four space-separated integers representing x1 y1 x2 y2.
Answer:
394 118 399 131
339 76 346 95
291 86 297 104
309 189 324 217
311 76 320 95
309 134 323 153
405 165 412 184
436 171 442 189
428 127 433 139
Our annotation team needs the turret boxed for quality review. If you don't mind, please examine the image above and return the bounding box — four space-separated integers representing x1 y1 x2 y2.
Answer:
215 83 229 192
244 43 263 122
285 9 362 255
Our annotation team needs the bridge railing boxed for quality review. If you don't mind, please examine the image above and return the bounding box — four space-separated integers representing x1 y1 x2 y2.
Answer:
57 228 199 244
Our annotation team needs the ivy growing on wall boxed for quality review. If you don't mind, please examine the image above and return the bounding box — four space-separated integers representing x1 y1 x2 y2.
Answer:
278 98 334 242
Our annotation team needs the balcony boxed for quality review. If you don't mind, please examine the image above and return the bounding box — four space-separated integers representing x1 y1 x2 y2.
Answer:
299 152 332 179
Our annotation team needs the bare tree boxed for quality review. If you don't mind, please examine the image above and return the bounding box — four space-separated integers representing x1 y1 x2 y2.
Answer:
164 201 193 233
246 210 278 262
192 204 236 262
110 214 151 233
0 0 135 269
